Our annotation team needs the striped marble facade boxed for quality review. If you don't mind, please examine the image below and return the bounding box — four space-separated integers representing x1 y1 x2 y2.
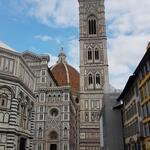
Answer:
0 47 35 150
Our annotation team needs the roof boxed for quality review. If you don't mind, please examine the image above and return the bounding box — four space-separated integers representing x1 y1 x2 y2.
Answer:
117 75 136 101
22 51 50 62
50 50 80 93
51 63 80 93
47 69 58 86
0 41 15 51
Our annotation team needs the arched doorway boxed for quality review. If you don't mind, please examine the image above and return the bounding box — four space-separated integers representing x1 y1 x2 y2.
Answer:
50 144 57 150
19 138 26 150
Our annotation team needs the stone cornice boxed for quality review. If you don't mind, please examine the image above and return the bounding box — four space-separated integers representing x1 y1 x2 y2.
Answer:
0 127 33 138
35 85 71 93
22 51 50 62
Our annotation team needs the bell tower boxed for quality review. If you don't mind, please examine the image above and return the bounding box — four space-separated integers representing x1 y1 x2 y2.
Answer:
78 0 109 149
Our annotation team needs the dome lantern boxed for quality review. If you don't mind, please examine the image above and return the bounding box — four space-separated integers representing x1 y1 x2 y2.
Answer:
57 47 67 63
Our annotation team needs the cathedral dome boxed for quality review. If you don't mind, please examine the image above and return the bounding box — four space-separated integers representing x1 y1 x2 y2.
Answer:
50 49 80 93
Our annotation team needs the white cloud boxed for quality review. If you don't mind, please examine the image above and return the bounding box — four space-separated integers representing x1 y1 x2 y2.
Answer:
7 0 150 89
106 0 150 89
25 0 79 27
47 53 58 67
68 38 79 71
30 0 150 89
44 38 79 73
34 35 52 42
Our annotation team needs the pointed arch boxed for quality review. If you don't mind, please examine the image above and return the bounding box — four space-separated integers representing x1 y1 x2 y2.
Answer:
49 131 58 140
0 86 14 109
95 72 101 89
38 127 42 138
95 73 101 85
87 47 92 60
88 72 93 85
94 47 100 60
88 15 97 35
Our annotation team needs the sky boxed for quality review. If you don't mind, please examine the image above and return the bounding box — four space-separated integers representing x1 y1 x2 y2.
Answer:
0 0 150 89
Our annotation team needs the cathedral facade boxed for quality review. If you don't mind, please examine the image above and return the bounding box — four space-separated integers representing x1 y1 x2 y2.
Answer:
22 51 79 150
0 47 80 150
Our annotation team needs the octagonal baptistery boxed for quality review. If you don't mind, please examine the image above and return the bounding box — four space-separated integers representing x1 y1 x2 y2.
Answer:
50 50 80 94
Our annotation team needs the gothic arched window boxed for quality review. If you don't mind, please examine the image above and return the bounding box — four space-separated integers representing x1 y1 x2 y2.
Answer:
64 127 67 137
88 74 93 85
88 48 92 60
96 73 100 85
95 48 99 60
85 112 89 122
38 127 42 138
88 16 97 35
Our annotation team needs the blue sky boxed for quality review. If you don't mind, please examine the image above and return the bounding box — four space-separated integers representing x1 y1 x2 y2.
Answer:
0 0 150 89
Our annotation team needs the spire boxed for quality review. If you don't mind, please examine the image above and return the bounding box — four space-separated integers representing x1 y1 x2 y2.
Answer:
57 47 67 63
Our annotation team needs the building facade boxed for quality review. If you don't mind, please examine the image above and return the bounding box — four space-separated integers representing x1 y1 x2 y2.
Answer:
118 43 150 150
118 75 143 150
22 50 79 150
0 47 35 150
78 0 109 149
138 44 150 149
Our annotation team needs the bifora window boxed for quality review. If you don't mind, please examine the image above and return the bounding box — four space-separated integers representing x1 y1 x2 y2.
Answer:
95 49 99 60
88 17 97 35
88 74 93 85
88 48 92 60
96 74 100 85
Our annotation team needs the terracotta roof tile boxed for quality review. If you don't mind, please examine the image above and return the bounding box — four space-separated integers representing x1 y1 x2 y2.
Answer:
50 62 79 92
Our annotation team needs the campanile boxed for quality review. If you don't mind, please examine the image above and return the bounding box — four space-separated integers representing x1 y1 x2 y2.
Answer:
78 0 109 149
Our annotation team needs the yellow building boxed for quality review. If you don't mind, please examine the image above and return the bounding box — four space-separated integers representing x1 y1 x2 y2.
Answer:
118 42 150 150
137 43 150 150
